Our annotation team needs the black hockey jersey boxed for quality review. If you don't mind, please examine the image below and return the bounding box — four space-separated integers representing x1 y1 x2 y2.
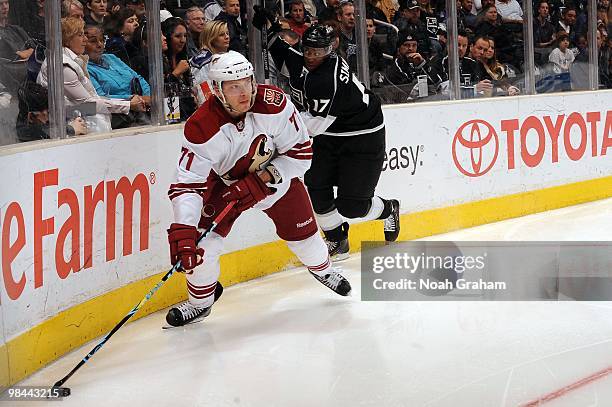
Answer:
441 55 484 86
269 37 384 137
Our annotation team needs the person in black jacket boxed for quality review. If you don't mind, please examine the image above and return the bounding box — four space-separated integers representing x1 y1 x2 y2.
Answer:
384 31 444 88
16 81 87 142
254 15 401 259
215 0 247 56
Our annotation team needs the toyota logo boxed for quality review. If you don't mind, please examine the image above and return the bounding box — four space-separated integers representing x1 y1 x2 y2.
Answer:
452 120 499 177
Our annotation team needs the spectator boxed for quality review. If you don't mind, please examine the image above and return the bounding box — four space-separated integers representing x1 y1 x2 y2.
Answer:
534 1 556 48
190 20 230 105
416 0 442 56
494 0 523 23
185 6 206 58
287 0 310 37
475 5 515 63
476 0 497 20
442 33 493 96
336 1 357 72
574 33 588 62
318 0 341 23
367 17 387 73
162 17 196 120
548 31 574 72
366 0 390 24
418 0 440 40
25 0 48 44
215 0 247 56
37 17 134 133
597 29 611 88
131 25 170 83
597 5 609 34
394 0 431 55
16 81 87 141
557 6 577 45
62 0 86 19
482 38 519 94
384 31 444 89
126 0 146 21
378 0 400 22
104 7 141 66
84 25 150 128
84 0 108 27
201 0 223 22
458 0 478 31
0 0 35 92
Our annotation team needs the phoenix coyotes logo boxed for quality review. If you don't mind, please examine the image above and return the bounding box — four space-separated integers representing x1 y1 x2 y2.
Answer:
263 88 284 106
222 134 273 181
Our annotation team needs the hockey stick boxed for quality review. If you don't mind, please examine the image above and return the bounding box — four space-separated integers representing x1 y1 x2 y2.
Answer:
52 201 237 391
261 17 270 85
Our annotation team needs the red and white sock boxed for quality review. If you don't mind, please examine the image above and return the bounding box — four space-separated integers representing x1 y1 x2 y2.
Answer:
286 233 333 276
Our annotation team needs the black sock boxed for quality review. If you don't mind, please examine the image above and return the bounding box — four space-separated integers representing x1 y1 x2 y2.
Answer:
377 198 392 220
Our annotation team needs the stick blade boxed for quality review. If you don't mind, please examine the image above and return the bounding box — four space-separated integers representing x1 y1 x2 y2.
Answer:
52 386 71 398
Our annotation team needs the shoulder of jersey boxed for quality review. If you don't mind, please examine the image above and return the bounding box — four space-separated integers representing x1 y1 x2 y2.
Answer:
184 99 231 145
190 49 214 69
251 84 287 115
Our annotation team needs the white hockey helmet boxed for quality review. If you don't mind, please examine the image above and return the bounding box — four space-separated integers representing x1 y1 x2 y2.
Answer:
208 51 257 112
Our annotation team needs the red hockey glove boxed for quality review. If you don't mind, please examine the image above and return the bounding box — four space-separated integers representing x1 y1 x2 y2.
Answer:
167 223 204 271
221 172 272 212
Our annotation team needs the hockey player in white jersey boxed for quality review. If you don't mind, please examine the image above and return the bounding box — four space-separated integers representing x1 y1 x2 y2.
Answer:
166 51 351 327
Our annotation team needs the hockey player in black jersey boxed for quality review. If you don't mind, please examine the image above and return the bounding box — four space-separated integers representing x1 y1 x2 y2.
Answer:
254 13 401 260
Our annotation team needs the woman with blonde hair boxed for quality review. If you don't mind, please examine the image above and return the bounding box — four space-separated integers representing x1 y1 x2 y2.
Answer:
190 20 230 105
483 38 520 95
37 17 142 134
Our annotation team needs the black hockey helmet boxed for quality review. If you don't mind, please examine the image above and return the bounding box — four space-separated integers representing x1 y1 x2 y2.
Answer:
302 24 335 49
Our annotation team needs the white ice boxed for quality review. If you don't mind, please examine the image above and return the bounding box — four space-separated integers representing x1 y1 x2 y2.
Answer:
7 198 612 407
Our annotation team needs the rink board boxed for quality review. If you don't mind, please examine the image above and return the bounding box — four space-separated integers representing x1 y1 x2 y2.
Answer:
0 90 611 387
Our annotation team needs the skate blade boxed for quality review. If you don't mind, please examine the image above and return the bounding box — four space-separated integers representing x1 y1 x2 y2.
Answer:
331 252 350 262
162 316 207 330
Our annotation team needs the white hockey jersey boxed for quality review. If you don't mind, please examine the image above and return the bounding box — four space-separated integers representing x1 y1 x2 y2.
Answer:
169 85 313 226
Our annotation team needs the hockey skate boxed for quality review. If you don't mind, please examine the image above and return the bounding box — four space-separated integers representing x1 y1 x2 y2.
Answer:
323 222 350 261
310 267 352 296
164 281 224 328
384 199 400 242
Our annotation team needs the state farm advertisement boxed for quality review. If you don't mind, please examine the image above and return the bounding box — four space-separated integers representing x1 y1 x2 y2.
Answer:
378 91 611 211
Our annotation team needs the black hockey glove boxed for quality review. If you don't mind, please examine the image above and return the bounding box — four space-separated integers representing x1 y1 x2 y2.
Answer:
252 5 281 33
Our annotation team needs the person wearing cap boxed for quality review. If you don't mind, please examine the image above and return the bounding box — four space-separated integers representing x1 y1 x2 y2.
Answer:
383 30 443 90
393 0 432 54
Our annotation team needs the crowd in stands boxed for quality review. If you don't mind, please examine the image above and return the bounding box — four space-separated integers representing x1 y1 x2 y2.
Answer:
0 0 609 145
